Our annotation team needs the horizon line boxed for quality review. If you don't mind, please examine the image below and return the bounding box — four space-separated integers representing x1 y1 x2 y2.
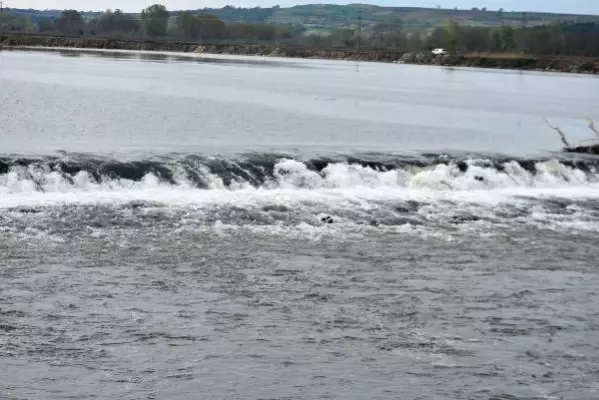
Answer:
5 3 599 17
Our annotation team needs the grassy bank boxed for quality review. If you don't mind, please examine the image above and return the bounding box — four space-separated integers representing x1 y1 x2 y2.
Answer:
2 34 599 74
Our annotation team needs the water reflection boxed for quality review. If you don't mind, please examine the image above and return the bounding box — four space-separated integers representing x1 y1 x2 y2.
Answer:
139 53 169 63
1 46 310 68
57 50 82 58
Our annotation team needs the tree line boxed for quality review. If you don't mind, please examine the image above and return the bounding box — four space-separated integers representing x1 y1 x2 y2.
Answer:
424 20 599 57
310 20 599 57
1 5 304 43
2 4 598 57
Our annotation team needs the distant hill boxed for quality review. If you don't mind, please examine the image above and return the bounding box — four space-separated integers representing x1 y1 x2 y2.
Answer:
6 4 599 33
5 8 100 21
175 4 599 31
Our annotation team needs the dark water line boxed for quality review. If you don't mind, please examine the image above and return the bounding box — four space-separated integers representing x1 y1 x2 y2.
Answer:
1 151 597 190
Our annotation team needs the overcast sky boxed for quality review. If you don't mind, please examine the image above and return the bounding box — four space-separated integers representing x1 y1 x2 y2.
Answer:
9 0 599 14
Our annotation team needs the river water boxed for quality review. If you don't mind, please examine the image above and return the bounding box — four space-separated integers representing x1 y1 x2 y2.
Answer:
1 48 599 400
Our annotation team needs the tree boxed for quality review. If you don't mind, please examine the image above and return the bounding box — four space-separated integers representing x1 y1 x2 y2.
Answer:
444 19 460 55
489 27 502 51
173 11 198 40
0 14 35 32
96 9 140 35
329 28 356 48
36 16 56 33
197 13 226 41
547 22 565 54
457 26 489 52
227 22 276 42
407 31 424 52
498 24 515 51
141 4 169 37
171 12 225 41
370 22 405 50
426 26 445 49
56 9 84 35
527 26 551 54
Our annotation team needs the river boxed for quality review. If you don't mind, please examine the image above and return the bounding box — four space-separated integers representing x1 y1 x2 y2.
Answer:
1 48 599 400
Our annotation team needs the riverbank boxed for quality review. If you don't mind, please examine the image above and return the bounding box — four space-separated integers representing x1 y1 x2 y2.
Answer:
2 34 599 74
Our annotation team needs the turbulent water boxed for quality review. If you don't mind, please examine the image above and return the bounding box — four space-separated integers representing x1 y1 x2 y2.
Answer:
1 49 599 400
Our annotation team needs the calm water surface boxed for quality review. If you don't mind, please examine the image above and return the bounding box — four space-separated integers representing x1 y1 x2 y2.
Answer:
1 48 599 400
2 48 598 156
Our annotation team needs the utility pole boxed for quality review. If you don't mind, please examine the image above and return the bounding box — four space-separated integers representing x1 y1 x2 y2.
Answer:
357 7 362 50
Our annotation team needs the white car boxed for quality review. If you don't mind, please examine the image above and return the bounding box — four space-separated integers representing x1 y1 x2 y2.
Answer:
432 48 447 56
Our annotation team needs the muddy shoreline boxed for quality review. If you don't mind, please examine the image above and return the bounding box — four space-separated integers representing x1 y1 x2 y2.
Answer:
2 34 599 74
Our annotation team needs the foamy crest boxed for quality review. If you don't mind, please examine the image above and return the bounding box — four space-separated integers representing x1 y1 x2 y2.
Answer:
1 157 597 195
1 156 599 238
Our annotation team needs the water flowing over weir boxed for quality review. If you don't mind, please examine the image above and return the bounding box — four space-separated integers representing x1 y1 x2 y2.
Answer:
3 49 599 400
2 152 599 192
2 151 599 235
3 152 599 400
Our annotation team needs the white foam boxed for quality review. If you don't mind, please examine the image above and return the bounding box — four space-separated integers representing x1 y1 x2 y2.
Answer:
1 159 599 224
1 180 598 213
2 158 598 194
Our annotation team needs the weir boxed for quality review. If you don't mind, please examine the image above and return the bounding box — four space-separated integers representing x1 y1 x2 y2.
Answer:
1 153 598 193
